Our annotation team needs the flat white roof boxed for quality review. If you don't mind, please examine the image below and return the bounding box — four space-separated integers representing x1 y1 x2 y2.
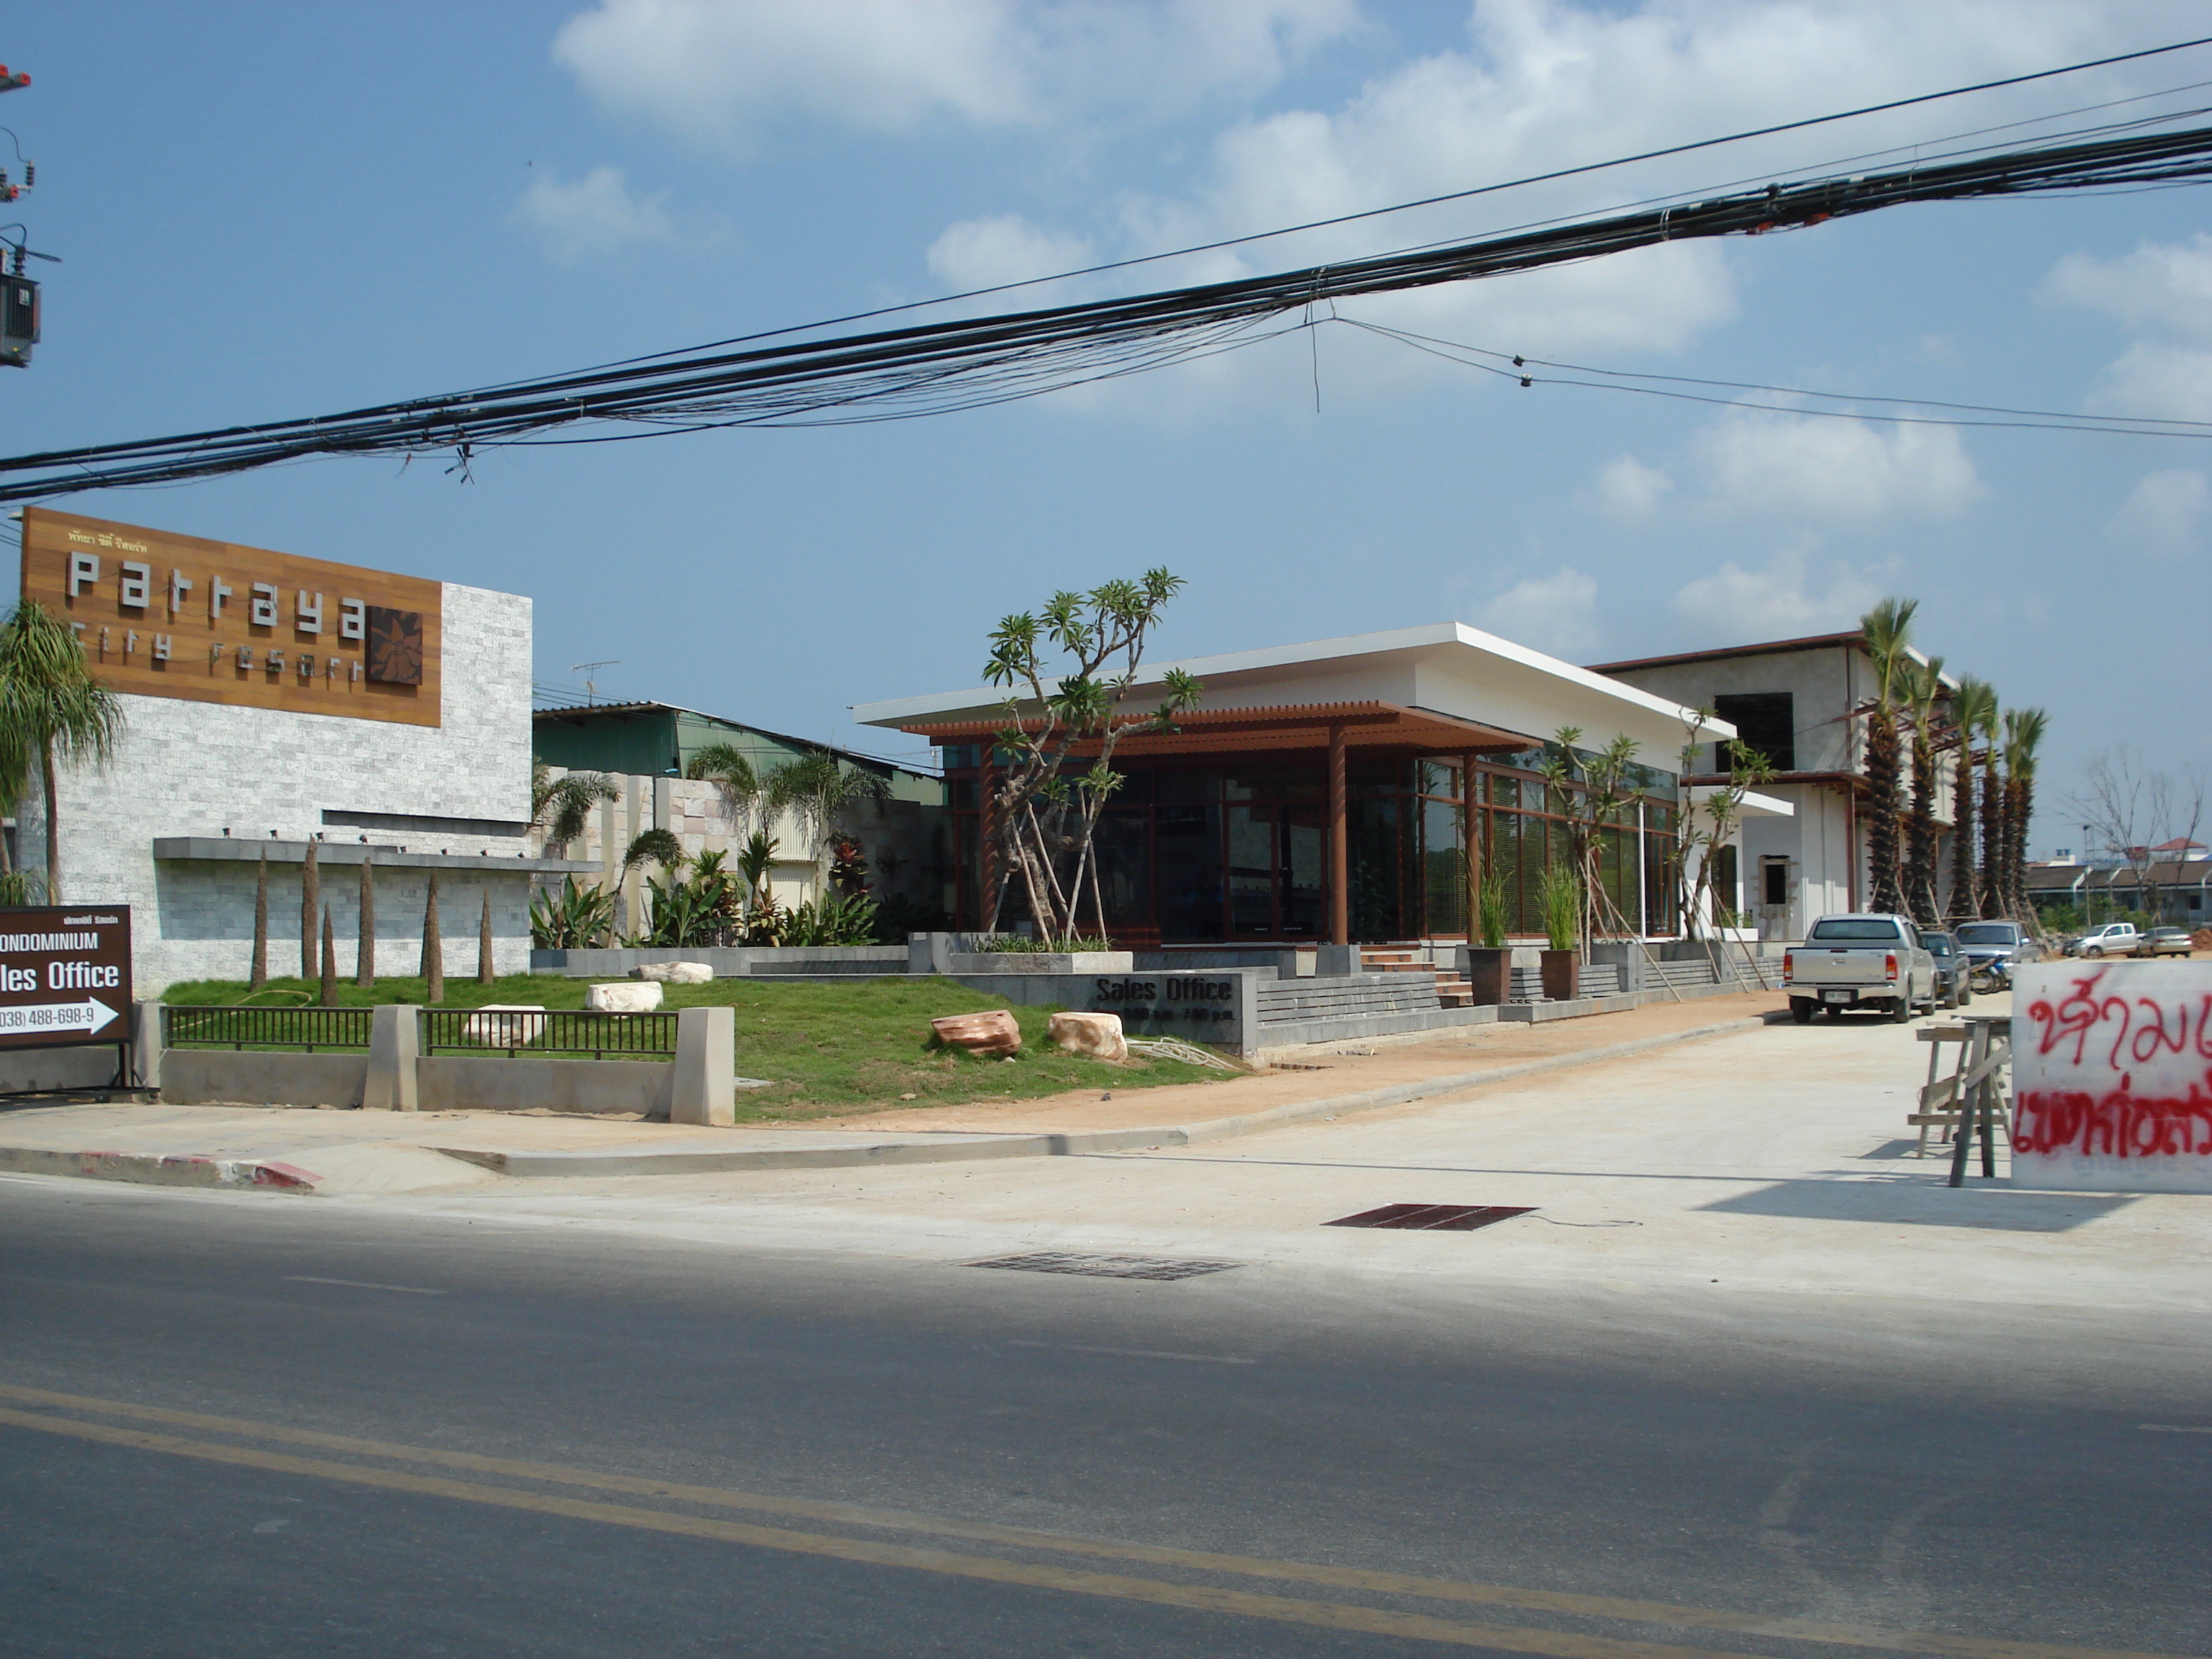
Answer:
855 621 1732 767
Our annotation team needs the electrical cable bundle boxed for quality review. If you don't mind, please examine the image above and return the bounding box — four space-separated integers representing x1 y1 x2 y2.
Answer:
7 117 2212 501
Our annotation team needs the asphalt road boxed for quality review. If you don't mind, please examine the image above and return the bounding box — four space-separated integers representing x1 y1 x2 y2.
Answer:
2 1165 2207 1659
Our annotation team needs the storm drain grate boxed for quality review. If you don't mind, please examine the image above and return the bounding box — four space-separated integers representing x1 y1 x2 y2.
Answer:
970 1252 1244 1281
1326 1203 1535 1232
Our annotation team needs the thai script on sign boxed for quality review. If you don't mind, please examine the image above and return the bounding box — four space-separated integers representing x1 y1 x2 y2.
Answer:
2012 963 2212 1189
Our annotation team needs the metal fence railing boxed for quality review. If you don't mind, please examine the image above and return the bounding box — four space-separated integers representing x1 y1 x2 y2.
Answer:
162 1004 375 1052
420 1007 680 1059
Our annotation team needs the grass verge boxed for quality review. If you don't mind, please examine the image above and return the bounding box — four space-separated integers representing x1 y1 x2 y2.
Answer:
159 974 1233 1120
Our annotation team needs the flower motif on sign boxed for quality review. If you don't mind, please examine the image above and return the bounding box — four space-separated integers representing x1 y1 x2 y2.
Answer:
366 607 423 685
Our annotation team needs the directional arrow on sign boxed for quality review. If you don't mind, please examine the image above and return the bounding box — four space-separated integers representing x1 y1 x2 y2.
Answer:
4 997 119 1035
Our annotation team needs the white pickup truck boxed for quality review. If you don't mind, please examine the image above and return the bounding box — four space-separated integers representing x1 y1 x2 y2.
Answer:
1784 913 1939 1025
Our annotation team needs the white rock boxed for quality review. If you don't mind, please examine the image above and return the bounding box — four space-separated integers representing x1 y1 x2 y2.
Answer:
634 960 714 984
586 981 664 1012
1048 1010 1127 1061
461 1005 547 1046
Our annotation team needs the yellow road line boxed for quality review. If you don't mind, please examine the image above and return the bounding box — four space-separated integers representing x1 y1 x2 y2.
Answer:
0 1382 2192 1659
0 1404 1764 1659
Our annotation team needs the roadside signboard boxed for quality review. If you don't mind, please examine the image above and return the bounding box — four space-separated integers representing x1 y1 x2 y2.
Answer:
0 905 132 1051
2012 961 2212 1193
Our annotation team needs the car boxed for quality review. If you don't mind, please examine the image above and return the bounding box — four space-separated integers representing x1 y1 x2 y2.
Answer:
1953 920 2041 988
1783 914 1938 1025
2076 921 2140 958
2136 926 2195 958
1920 930 1972 1008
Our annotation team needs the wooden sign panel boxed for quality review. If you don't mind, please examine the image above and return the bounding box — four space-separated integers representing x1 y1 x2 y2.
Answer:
0 904 132 1050
21 508 441 727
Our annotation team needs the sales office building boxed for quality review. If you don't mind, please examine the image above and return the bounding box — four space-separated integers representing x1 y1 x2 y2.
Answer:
856 624 1736 950
14 508 592 992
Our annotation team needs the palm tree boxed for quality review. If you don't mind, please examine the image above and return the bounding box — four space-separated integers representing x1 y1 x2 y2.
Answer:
2001 707 2049 921
1946 676 1996 924
529 761 619 856
1974 691 2004 918
766 750 889 898
684 742 763 842
1902 655 1944 927
0 601 126 902
1858 597 1918 916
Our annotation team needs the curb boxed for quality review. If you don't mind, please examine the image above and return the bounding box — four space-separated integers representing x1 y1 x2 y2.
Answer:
0 1146 323 1191
428 1012 1779 1179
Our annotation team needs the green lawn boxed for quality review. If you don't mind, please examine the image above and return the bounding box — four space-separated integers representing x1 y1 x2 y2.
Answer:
159 974 1233 1120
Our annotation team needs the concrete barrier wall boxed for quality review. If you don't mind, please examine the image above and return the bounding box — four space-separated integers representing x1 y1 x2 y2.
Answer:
0 1043 132 1094
162 1050 370 1108
530 945 907 978
417 1055 671 1116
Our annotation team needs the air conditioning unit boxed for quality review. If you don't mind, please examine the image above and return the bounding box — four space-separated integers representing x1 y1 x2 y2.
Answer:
1 275 38 367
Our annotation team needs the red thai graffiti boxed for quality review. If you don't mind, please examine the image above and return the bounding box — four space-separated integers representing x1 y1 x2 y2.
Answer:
2014 1080 2212 1159
2025 971 2212 1071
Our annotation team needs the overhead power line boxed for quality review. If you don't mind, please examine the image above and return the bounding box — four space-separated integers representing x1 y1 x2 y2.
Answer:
10 118 2212 500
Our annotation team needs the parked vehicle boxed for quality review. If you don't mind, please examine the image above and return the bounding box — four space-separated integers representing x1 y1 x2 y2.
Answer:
1784 914 1938 1025
2076 922 2141 958
1954 920 2040 990
2136 926 2195 958
1921 930 1972 1009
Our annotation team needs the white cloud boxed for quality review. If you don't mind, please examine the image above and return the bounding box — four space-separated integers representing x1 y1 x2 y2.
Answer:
510 165 678 264
1591 454 1671 518
1669 547 1880 644
926 214 1094 292
1689 413 1980 520
2043 233 2212 420
552 0 1359 144
2106 468 2209 558
1479 566 1599 659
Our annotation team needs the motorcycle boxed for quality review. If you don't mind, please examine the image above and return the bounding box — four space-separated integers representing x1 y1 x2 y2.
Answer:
1968 958 2010 994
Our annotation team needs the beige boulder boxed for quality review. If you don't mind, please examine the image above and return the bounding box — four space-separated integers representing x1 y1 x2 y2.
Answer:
930 1008 1021 1056
586 980 664 1012
636 961 714 984
461 1004 547 1046
1047 1010 1126 1061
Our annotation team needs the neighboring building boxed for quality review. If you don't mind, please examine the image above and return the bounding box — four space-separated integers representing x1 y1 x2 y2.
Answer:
531 701 940 805
531 701 950 927
2028 856 2212 925
856 622 1730 948
17 508 590 992
1591 630 1965 942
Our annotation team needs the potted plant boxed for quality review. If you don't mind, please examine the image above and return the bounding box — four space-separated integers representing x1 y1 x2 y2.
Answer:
1538 863 1581 1002
1462 867 1512 1004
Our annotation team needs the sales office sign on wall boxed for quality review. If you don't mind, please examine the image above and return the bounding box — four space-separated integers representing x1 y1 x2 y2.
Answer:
21 508 442 727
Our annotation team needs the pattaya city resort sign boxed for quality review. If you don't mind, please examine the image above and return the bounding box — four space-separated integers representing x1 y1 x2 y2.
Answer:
2012 961 2212 1193
21 508 441 727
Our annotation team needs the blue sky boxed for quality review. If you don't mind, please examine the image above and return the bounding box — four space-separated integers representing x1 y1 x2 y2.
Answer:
4 1 2210 850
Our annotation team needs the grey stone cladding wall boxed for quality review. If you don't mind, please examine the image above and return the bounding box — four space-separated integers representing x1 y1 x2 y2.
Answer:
19 583 536 992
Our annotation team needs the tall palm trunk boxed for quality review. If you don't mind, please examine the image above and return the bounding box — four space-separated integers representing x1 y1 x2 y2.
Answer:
1977 756 2002 917
1905 715 1939 925
1865 714 1903 914
1946 739 1977 923
39 740 59 903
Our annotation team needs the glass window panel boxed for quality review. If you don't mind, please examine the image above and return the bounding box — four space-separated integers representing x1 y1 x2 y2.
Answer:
1091 808 1151 932
1280 806 1323 937
1223 763 1322 801
1423 796 1467 935
1154 769 1218 805
1349 796 1404 940
1154 803 1223 941
1226 804 1276 935
1416 758 1461 798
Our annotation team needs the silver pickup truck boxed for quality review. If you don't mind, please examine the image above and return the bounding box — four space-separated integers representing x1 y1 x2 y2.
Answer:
1784 913 1938 1025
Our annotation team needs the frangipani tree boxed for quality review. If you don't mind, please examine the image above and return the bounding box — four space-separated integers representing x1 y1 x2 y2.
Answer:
981 570 1200 945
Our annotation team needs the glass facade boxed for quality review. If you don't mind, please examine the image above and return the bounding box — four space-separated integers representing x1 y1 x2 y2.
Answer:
941 747 1681 943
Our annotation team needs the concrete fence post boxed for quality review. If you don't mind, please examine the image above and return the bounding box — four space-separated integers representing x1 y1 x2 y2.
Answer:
364 1004 420 1112
670 1005 735 1126
1316 943 1362 977
130 999 164 1092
